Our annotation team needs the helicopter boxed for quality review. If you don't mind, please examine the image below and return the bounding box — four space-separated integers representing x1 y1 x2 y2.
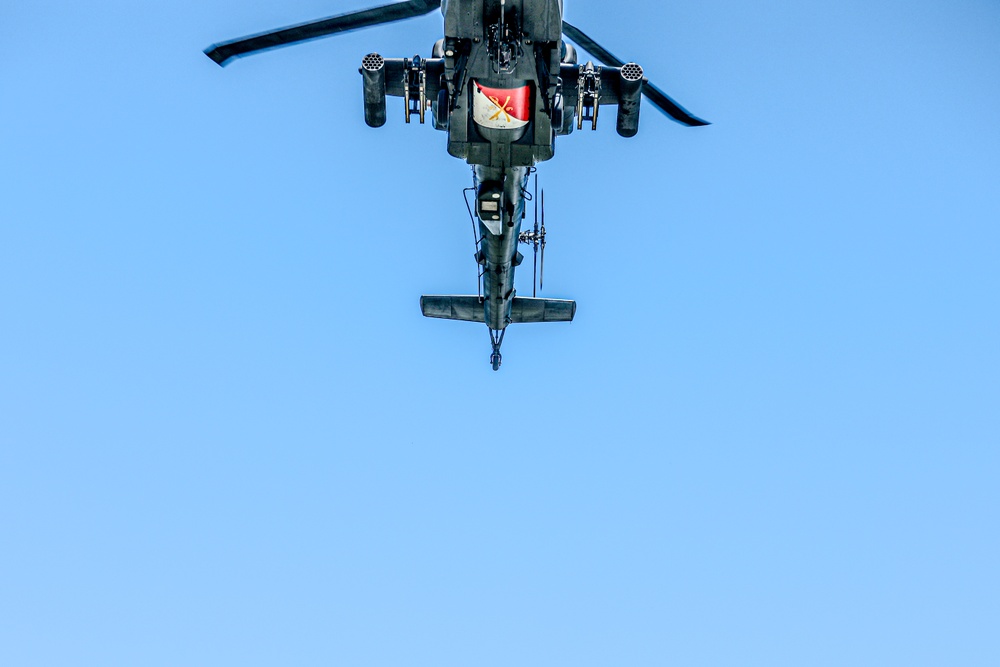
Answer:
205 0 708 370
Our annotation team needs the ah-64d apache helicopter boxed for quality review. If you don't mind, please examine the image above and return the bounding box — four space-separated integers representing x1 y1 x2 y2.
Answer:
205 0 708 370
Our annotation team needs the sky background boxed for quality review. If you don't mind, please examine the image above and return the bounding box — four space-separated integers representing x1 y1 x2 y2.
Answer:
2 1 999 665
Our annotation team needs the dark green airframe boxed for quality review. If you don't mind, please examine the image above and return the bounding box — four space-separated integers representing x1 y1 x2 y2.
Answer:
205 0 708 370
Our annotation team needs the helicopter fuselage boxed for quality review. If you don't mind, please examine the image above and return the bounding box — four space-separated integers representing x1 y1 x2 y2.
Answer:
206 0 706 369
432 1 567 332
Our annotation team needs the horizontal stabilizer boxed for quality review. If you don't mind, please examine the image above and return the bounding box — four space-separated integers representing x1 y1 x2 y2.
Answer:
509 297 576 323
420 296 576 324
420 295 485 323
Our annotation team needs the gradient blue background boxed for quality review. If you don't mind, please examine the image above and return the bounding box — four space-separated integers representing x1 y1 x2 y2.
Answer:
2 1 998 665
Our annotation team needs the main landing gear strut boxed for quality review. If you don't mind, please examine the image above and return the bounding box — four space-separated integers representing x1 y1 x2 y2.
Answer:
489 328 506 371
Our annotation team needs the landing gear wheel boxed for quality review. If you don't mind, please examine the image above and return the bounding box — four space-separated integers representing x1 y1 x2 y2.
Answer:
488 327 506 372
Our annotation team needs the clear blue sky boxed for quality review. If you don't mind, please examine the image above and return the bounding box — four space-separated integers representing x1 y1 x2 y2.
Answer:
2 1 998 665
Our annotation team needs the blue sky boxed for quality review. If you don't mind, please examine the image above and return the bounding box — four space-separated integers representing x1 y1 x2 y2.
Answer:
2 1 998 665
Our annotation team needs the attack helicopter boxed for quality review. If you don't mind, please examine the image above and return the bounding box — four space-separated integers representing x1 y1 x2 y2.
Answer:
205 0 708 370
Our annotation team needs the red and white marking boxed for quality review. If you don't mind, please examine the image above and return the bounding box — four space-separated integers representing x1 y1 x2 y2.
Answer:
472 81 531 130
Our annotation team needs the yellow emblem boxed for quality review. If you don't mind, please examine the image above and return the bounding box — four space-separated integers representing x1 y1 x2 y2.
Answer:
488 95 515 123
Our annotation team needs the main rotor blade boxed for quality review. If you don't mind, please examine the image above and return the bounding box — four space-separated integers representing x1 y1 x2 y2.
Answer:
205 0 442 67
561 21 710 127
533 173 539 297
540 242 545 292
540 190 545 292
